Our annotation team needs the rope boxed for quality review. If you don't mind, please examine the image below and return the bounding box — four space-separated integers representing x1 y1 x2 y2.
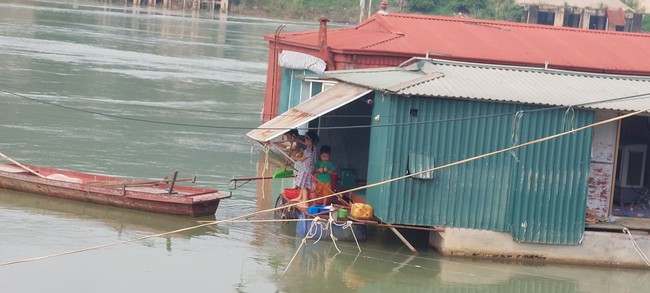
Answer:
510 110 524 161
262 144 270 199
2 107 648 267
327 211 342 253
348 221 362 253
332 219 362 253
564 107 574 130
196 218 313 224
307 219 325 245
623 227 650 267
4 88 649 131
280 216 320 279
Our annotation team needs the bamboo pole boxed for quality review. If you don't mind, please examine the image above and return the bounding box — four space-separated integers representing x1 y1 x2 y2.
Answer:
0 151 46 178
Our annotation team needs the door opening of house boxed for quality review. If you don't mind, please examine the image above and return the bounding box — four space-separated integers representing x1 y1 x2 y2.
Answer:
308 92 374 198
612 115 650 218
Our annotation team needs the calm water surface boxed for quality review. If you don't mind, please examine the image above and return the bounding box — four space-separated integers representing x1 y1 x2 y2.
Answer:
1 1 650 292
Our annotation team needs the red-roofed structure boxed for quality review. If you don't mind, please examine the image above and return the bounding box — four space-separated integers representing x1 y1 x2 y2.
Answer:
262 12 650 121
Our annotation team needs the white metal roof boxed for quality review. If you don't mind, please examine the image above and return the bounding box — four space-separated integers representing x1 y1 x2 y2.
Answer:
323 59 650 112
246 83 371 142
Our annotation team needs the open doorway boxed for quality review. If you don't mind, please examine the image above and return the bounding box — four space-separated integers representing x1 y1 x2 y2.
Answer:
310 92 374 194
612 115 650 218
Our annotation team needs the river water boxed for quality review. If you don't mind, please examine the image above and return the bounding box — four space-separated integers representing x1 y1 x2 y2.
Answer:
1 1 649 292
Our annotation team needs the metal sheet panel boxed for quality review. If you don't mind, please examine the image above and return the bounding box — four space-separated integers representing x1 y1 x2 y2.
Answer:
326 60 650 112
366 94 593 244
367 95 519 231
247 83 370 141
509 109 593 244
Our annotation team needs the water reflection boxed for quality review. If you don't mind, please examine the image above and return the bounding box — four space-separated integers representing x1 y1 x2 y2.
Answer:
276 236 650 292
0 189 223 252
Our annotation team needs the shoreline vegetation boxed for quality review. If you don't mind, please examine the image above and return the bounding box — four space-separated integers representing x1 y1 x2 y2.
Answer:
105 0 649 32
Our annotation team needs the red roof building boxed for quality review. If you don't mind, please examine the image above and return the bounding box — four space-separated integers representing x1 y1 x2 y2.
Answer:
262 12 650 121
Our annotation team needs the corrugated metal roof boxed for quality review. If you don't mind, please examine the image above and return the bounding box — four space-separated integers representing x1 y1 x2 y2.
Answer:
246 83 371 141
324 60 650 112
268 13 650 76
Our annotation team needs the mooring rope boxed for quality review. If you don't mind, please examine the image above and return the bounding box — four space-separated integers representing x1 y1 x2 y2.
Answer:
331 216 361 253
280 216 320 279
2 107 648 267
623 227 650 267
327 213 342 253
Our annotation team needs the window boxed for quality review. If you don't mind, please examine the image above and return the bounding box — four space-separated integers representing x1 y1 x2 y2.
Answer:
618 144 647 188
537 11 555 25
564 13 581 28
589 15 607 30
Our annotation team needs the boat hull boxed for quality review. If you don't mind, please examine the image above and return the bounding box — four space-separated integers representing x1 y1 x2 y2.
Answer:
0 164 229 217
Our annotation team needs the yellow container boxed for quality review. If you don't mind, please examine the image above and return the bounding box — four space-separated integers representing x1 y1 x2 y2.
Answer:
350 203 373 220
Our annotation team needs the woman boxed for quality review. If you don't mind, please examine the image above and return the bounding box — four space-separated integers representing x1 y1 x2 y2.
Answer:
291 131 319 208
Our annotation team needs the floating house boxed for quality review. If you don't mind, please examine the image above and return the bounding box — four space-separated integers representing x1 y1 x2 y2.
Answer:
252 12 650 267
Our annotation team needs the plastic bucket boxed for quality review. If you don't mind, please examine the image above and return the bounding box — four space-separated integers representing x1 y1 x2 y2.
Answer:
283 188 300 200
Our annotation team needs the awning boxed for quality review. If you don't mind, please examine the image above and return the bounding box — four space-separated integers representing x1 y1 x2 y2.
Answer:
247 83 371 142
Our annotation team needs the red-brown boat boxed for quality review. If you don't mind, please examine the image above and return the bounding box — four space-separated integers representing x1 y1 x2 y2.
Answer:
0 163 230 217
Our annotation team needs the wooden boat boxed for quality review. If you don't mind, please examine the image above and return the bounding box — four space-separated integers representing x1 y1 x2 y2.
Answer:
0 163 230 217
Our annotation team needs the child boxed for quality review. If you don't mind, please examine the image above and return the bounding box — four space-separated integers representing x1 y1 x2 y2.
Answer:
314 145 336 205
291 131 319 208
282 128 304 158
282 128 305 168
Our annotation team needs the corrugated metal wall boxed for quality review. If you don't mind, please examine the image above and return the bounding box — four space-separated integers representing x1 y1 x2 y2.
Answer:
367 94 593 244
508 108 593 244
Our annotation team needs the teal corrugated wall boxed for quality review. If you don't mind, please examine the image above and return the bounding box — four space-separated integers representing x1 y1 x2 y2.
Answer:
366 94 593 244
508 108 593 244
